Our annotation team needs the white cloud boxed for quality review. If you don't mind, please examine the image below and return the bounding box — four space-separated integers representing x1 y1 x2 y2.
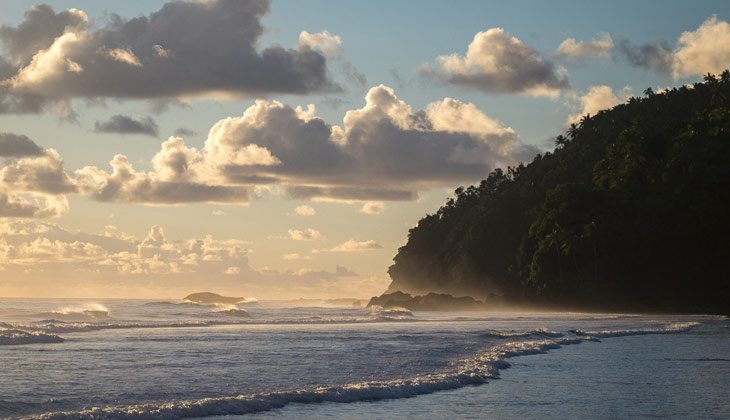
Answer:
298 30 343 59
557 32 614 59
224 266 240 275
330 239 383 252
419 28 570 97
619 16 730 80
566 85 633 126
360 201 384 215
281 253 311 260
105 47 142 67
673 15 730 79
211 210 227 216
294 205 316 216
288 228 323 241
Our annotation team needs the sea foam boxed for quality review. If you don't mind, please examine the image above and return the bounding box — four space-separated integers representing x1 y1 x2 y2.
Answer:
18 322 698 419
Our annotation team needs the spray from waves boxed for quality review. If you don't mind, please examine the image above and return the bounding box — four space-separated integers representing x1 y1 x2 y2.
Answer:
37 303 111 320
18 322 698 420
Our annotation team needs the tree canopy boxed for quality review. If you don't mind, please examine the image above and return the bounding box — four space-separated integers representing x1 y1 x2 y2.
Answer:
387 72 730 314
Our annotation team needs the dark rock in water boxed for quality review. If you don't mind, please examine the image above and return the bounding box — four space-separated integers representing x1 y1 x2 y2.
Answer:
184 292 245 304
367 291 487 311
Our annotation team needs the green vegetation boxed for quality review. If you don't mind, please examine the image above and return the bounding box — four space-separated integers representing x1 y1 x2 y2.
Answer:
387 72 730 314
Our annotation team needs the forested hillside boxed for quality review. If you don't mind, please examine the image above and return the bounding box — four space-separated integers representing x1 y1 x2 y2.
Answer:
386 72 730 314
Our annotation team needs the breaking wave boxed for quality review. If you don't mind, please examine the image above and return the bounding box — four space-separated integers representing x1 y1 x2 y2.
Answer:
481 328 564 339
0 327 64 346
17 322 698 419
569 322 700 338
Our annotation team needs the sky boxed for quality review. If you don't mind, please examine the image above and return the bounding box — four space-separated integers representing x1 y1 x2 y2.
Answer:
1 0 729 299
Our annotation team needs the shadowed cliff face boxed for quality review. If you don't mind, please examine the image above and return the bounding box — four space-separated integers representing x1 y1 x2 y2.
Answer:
386 72 730 315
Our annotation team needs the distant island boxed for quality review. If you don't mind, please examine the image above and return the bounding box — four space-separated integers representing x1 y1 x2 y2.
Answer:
380 73 730 315
184 292 248 304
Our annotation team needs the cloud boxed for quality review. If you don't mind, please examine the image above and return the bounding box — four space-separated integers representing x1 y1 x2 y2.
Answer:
224 266 240 275
173 127 196 137
298 30 343 59
94 115 159 137
75 137 252 204
419 28 570 97
673 15 730 79
360 201 384 214
1 149 77 195
0 0 336 114
294 205 316 216
288 228 323 241
618 16 730 79
211 210 227 216
330 239 383 252
566 85 633 126
618 40 673 76
0 191 68 218
0 148 74 219
557 32 613 60
0 132 44 157
75 85 535 204
281 253 311 260
0 220 382 299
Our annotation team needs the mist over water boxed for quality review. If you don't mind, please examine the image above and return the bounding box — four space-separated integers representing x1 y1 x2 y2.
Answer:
0 298 727 420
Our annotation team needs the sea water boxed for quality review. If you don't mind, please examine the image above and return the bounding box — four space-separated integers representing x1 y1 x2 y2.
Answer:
0 298 727 419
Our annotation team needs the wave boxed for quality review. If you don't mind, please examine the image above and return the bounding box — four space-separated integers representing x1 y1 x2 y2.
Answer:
214 309 251 318
481 328 564 339
15 321 700 418
369 306 414 321
569 322 699 338
20 336 589 420
34 303 110 321
0 328 64 346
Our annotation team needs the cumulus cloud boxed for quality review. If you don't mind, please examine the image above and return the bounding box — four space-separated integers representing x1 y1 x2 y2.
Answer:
0 145 76 219
557 32 614 60
294 205 316 216
298 30 343 59
619 16 730 79
94 114 159 137
75 137 251 204
0 0 336 114
74 85 535 204
672 15 730 79
419 28 570 97
0 191 68 218
331 239 383 252
360 201 384 214
566 85 633 126
288 228 323 241
0 132 44 157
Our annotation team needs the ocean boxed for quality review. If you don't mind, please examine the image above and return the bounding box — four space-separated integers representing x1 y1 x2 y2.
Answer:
0 298 728 419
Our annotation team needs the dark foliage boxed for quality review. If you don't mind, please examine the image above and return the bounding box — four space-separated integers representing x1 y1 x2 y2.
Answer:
387 72 730 314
